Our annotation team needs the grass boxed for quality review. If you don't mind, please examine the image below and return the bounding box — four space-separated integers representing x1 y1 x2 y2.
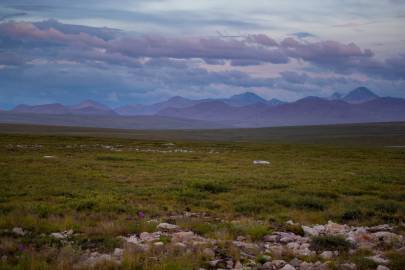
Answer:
0 123 404 268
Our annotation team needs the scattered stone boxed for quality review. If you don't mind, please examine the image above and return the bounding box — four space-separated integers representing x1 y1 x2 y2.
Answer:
281 264 296 270
12 227 25 236
367 255 389 265
272 260 287 268
368 224 393 232
50 230 73 240
289 258 301 268
171 231 194 243
340 263 357 270
113 248 123 257
139 232 160 242
157 223 179 232
320 251 334 260
202 248 215 259
253 160 270 165
376 265 390 270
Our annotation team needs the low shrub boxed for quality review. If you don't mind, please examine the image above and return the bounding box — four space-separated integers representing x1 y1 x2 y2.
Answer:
294 197 326 211
191 181 229 194
310 235 351 252
341 209 363 221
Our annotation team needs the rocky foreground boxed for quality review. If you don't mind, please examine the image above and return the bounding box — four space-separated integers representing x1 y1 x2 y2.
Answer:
3 216 405 270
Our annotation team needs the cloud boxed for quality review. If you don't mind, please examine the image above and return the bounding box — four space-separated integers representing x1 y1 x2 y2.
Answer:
291 32 316 39
1 19 405 108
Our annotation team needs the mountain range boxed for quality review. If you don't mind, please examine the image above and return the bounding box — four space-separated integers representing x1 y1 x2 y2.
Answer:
1 87 405 129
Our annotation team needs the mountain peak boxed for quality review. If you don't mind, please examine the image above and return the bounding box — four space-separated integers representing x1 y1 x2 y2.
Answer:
228 92 267 106
329 92 342 100
167 96 190 102
73 99 110 110
343 87 378 104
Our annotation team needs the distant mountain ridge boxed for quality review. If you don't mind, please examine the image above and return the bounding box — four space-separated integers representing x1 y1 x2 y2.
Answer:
5 87 405 129
12 99 116 116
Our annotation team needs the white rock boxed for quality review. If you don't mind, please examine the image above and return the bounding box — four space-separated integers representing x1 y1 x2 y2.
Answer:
271 260 286 267
202 248 215 258
171 231 194 242
367 255 389 265
373 231 402 245
50 232 65 239
253 160 270 165
113 248 123 257
125 235 139 244
376 265 390 270
286 242 300 250
302 225 318 237
157 223 179 232
368 224 393 232
140 232 160 242
281 264 296 270
320 251 334 260
12 227 25 236
340 263 357 270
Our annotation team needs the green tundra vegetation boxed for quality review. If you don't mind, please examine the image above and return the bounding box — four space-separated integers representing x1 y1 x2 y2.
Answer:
0 123 404 269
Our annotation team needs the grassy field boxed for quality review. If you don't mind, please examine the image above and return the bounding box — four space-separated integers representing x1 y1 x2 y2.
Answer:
0 123 404 269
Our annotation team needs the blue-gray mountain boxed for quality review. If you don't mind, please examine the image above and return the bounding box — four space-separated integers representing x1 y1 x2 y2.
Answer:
3 87 405 129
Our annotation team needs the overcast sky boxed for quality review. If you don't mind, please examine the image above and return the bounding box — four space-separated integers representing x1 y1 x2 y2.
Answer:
0 0 404 108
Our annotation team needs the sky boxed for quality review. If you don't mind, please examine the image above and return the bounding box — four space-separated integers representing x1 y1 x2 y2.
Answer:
0 0 404 108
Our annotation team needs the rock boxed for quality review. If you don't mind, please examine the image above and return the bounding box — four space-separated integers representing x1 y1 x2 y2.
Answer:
202 248 215 259
340 263 357 270
12 227 25 236
50 230 73 240
125 235 139 244
253 160 270 165
157 223 179 232
237 235 247 241
367 255 389 265
77 253 117 268
267 244 284 257
153 241 164 246
171 231 194 243
262 262 273 270
272 260 287 268
173 242 187 250
320 251 334 260
233 241 260 255
325 221 349 235
113 248 123 257
289 258 301 268
376 265 390 270
286 242 300 250
263 235 279 242
226 260 234 269
139 232 160 242
368 224 393 232
302 225 319 237
292 247 314 257
280 264 296 270
286 220 296 225
373 231 402 246
299 262 314 270
208 260 220 267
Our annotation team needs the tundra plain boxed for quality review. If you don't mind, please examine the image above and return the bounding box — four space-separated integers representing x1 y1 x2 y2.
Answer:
0 123 404 269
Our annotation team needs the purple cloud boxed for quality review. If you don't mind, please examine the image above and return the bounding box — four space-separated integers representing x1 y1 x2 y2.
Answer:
0 20 404 81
